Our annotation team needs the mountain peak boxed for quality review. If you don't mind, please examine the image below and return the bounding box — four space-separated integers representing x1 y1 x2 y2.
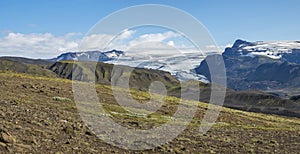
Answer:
51 50 125 62
232 39 256 48
225 39 300 60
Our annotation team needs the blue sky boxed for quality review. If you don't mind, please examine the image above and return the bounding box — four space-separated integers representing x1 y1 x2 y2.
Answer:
1 0 300 58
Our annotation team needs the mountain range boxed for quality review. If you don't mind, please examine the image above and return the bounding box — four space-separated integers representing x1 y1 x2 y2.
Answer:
46 39 300 98
49 49 208 82
195 39 300 97
1 53 300 117
1 39 300 117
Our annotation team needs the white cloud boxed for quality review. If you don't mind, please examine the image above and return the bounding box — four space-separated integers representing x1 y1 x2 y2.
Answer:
72 30 214 56
0 30 137 58
0 32 80 58
167 41 175 47
79 30 178 52
79 34 113 51
128 31 178 48
116 29 135 40
0 30 227 59
79 29 136 51
128 42 178 55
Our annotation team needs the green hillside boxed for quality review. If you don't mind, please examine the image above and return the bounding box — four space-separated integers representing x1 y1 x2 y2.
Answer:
1 58 300 117
0 72 299 153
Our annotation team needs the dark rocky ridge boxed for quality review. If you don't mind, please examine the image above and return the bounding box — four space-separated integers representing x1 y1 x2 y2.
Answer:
195 39 300 93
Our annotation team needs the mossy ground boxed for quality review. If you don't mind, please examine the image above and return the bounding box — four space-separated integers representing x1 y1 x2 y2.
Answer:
0 72 299 153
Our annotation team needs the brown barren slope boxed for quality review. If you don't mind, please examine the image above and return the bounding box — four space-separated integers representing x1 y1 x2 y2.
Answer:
0 71 299 153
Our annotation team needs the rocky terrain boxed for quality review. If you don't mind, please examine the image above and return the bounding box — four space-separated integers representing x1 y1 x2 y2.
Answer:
0 72 300 153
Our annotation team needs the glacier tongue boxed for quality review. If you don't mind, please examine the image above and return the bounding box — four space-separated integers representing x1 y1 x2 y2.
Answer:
52 49 210 82
105 52 208 82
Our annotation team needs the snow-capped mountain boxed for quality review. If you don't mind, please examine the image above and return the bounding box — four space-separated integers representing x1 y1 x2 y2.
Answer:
227 39 300 63
196 39 300 93
50 50 124 62
51 49 208 82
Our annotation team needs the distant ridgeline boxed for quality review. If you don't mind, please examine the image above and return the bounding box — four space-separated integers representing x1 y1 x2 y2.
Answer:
1 53 300 117
196 39 300 97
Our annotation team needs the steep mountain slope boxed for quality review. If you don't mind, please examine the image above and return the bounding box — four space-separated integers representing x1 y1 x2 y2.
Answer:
0 58 56 77
0 72 299 153
48 61 180 91
195 39 300 94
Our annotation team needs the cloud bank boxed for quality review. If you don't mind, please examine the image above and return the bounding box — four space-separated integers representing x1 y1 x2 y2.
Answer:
0 32 79 58
0 30 223 58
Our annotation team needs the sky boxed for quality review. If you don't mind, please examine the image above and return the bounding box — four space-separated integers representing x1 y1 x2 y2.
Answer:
1 0 300 58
